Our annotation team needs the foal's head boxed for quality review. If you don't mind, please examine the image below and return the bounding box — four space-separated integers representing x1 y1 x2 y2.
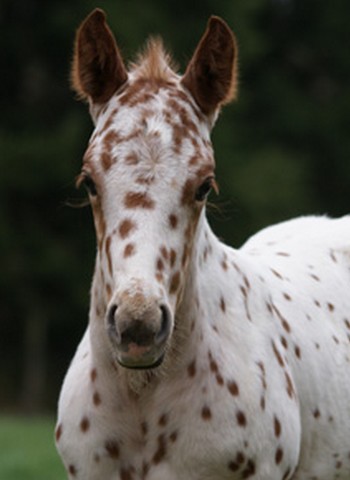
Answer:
73 9 237 369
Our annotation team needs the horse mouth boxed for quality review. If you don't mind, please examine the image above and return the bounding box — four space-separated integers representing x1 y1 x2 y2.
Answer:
115 342 166 369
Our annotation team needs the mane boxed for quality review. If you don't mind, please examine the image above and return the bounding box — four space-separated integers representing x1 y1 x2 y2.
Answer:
130 37 178 82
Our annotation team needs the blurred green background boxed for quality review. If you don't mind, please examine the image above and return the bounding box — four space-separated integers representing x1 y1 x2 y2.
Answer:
1 0 350 423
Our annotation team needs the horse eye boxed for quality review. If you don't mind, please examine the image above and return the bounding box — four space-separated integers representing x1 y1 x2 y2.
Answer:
84 175 97 196
77 172 97 197
195 177 214 202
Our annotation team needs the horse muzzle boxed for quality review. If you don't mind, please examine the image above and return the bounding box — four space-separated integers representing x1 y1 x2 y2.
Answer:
106 293 172 369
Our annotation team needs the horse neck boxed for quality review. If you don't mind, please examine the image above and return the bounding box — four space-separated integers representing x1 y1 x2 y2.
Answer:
171 211 235 365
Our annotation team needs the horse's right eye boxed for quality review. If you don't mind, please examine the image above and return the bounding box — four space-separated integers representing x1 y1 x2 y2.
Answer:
83 175 97 196
77 172 97 197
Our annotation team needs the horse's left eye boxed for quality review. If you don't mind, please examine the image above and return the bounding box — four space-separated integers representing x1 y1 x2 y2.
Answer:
195 177 214 202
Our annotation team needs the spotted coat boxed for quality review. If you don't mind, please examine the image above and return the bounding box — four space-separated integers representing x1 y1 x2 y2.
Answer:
56 9 350 480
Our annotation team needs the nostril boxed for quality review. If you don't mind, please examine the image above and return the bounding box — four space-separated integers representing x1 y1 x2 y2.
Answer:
107 304 120 342
155 305 171 345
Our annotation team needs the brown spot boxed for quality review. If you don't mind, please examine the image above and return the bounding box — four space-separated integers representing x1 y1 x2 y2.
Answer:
124 191 155 209
124 243 136 257
328 302 335 312
90 368 97 382
156 257 164 271
141 421 148 436
276 252 290 257
119 219 136 239
169 271 181 294
125 152 139 165
280 336 288 349
221 259 228 271
310 273 320 282
283 292 292 301
101 151 113 171
236 410 247 427
216 374 224 386
266 302 273 314
187 359 196 377
227 380 239 396
169 431 178 443
68 465 77 476
105 439 120 459
272 340 285 368
181 178 196 205
189 154 200 166
260 396 266 410
106 283 112 301
93 391 101 406
235 451 245 464
313 408 321 419
80 416 90 432
105 236 113 276
220 296 226 313
181 244 190 267
271 268 284 280
344 319 350 330
294 345 301 359
228 453 249 473
156 272 163 283
208 352 219 374
275 447 284 465
201 405 212 420
285 372 295 398
228 461 239 472
314 299 321 308
160 245 169 261
170 249 177 268
256 362 266 389
330 250 337 263
271 304 291 333
103 129 120 150
169 214 178 229
153 434 167 464
158 413 168 427
55 423 62 443
274 416 281 437
242 459 256 478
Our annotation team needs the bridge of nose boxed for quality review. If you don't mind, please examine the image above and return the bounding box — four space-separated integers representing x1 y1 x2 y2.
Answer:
116 295 163 333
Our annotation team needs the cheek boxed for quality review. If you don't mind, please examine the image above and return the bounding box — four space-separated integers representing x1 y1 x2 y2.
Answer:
91 200 107 251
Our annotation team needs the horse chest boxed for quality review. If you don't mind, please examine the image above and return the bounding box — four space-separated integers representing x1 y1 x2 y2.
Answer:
57 352 301 480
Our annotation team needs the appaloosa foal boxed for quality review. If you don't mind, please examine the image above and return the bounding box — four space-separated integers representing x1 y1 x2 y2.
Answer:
55 9 350 480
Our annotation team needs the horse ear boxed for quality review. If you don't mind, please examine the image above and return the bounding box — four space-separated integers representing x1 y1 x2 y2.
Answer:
71 9 128 104
181 16 238 115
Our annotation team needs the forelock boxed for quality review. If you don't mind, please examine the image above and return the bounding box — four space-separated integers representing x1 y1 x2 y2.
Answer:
129 37 178 82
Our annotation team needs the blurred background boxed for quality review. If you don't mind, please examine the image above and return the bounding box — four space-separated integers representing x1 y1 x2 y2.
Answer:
1 0 350 419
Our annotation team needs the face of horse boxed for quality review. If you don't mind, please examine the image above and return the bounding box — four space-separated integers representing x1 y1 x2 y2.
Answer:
73 10 237 369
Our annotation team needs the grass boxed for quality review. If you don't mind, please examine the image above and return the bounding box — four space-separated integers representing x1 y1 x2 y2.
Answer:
0 415 65 480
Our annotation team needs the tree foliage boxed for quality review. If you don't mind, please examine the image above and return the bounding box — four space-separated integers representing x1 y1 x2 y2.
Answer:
1 0 349 410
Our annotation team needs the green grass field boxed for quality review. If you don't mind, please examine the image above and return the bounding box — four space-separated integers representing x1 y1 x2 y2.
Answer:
0 416 65 480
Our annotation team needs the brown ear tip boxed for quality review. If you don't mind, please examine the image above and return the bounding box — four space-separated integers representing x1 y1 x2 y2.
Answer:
208 15 230 31
86 8 107 24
